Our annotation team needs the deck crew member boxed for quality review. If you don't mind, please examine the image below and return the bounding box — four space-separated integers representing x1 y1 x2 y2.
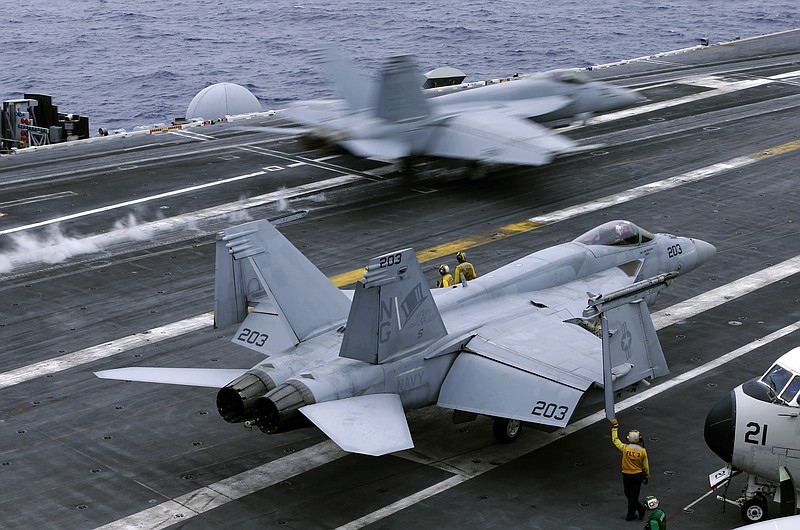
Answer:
643 495 666 529
436 264 454 288
611 417 649 521
454 251 476 283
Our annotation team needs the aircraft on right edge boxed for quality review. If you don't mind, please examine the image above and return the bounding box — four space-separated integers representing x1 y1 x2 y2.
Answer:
706 346 800 524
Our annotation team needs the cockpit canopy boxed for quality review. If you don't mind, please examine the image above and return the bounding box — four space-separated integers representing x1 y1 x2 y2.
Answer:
573 220 654 247
759 348 800 406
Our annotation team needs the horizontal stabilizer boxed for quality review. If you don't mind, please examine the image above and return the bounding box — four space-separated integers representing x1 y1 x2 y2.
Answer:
300 394 414 456
94 367 247 388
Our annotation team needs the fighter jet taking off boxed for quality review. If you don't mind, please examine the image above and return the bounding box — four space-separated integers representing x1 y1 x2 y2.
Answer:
96 219 714 457
278 48 643 168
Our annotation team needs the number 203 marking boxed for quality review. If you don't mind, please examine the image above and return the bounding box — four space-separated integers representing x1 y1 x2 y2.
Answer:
379 253 402 268
236 328 268 347
531 401 569 421
667 244 683 258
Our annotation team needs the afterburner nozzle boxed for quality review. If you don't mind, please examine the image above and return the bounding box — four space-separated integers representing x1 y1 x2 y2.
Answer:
216 372 275 423
253 380 315 433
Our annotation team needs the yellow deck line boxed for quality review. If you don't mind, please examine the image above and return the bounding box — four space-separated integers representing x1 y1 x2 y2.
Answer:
329 220 545 286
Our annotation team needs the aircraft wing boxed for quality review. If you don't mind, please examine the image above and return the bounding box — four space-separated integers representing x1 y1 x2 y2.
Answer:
94 367 248 388
437 313 599 428
438 269 669 427
427 109 580 166
300 393 414 456
435 95 572 120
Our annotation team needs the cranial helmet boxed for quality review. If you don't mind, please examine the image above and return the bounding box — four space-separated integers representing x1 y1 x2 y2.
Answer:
439 264 450 274
627 430 641 443
456 251 466 262
645 495 659 510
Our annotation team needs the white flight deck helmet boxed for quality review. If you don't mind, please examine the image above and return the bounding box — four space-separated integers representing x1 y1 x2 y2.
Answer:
439 264 450 275
627 430 641 443
645 495 659 510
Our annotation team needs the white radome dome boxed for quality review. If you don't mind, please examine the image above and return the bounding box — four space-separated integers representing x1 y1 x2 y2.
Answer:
186 82 261 120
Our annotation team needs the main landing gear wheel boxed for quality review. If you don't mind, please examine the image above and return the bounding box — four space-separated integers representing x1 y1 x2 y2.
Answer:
741 495 768 523
493 418 522 443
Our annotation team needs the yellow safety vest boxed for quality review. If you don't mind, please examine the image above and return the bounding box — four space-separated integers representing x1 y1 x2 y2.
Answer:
454 262 476 282
612 427 650 478
437 273 454 288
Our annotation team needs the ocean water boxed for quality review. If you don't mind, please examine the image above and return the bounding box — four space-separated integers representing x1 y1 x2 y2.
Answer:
2 0 797 134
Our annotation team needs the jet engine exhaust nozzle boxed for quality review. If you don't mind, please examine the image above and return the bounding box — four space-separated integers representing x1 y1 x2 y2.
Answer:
253 381 315 433
216 372 275 423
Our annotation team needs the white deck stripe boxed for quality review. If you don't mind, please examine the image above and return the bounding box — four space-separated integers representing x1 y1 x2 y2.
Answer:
0 314 213 390
0 170 267 236
91 261 800 529
652 255 800 329
586 70 800 126
529 156 757 224
95 440 346 530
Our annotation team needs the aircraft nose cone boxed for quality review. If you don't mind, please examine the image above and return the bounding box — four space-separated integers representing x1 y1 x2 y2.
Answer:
694 239 716 266
704 390 735 463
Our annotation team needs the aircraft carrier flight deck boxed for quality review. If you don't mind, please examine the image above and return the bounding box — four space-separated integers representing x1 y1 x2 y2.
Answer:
0 30 798 529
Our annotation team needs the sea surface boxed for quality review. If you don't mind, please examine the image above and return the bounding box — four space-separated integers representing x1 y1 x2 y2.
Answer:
2 1 797 134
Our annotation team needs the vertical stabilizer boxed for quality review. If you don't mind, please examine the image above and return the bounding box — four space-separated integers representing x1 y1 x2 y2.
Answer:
311 47 374 112
374 55 431 123
214 220 350 343
339 249 447 364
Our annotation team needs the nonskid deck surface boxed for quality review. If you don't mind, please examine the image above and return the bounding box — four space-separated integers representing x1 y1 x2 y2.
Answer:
0 30 799 529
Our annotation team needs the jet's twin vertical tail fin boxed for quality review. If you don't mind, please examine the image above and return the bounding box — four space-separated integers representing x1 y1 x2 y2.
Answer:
311 47 373 112
214 220 351 345
339 249 447 364
374 55 431 123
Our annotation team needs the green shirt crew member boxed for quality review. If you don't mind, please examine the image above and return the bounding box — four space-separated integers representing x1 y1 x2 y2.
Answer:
643 495 666 529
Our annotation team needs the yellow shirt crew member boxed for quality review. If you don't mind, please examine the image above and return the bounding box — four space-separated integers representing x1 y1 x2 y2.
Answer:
436 264 454 288
611 418 649 521
454 251 477 283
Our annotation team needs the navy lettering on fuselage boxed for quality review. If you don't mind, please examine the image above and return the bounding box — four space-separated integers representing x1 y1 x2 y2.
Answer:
396 371 424 393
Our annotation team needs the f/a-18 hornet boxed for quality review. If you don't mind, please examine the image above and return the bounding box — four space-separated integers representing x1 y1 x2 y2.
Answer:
279 47 643 168
97 219 714 456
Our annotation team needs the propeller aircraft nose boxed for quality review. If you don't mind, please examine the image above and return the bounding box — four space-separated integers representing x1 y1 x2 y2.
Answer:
704 390 735 463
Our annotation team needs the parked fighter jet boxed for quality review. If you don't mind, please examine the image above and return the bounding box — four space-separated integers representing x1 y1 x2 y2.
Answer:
706 346 800 523
96 219 714 456
279 48 643 168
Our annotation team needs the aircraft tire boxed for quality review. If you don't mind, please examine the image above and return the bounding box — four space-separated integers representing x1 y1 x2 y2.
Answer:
493 418 522 443
741 495 768 523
